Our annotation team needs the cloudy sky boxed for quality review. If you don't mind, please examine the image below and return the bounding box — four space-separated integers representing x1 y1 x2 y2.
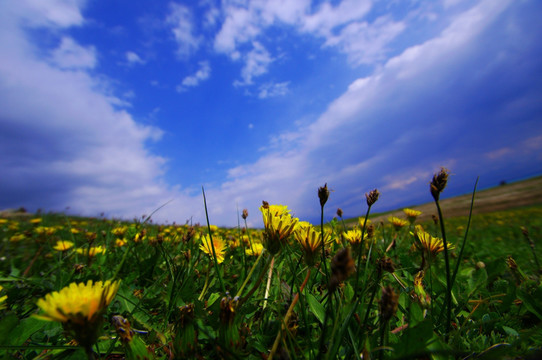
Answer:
0 0 541 226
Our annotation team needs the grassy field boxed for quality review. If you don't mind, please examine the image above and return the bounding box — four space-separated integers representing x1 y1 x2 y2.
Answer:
0 172 541 359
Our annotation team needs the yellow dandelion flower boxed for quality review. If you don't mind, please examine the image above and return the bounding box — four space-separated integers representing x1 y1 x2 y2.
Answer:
112 226 127 237
35 280 120 348
76 246 106 257
358 217 372 229
0 219 8 225
412 225 454 258
260 202 299 254
10 233 26 242
294 222 330 266
200 234 226 264
388 216 408 230
343 227 367 246
53 240 74 251
115 238 127 247
30 218 42 224
209 225 219 233
403 208 421 222
0 285 7 310
246 242 264 256
35 226 57 236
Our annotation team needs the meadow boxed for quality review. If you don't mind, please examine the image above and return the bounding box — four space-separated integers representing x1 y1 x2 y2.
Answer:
0 169 541 359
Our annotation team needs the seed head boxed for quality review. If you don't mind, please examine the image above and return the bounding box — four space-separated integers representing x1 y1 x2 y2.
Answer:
365 189 380 207
318 183 330 207
329 248 355 292
242 209 248 220
430 167 450 201
379 285 398 323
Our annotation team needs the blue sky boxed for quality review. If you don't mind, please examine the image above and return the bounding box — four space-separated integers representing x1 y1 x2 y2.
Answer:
0 0 541 227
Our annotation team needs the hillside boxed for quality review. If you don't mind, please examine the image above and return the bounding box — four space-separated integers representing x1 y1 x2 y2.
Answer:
346 175 542 225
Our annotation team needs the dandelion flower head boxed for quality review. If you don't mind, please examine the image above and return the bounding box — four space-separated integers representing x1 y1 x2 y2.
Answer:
199 234 226 264
260 202 299 254
36 280 120 324
53 240 74 252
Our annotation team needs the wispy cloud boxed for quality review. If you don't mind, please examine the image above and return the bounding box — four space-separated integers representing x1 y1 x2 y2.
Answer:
0 1 196 221
177 61 211 91
234 42 273 86
167 2 201 58
258 81 289 99
50 37 96 70
199 0 542 225
125 51 145 65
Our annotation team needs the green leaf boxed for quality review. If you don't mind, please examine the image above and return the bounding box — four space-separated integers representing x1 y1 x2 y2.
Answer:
517 289 542 320
306 293 325 324
393 318 434 358
9 316 47 346
501 325 519 337
0 313 19 345
207 292 221 307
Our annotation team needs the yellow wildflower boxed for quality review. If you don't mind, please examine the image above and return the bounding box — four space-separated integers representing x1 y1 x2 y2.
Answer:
343 227 367 246
0 285 7 310
35 226 54 235
412 225 454 258
294 222 330 266
30 218 42 224
10 233 26 242
112 226 127 237
77 246 106 257
388 216 408 230
115 238 127 247
260 202 299 254
403 208 421 223
200 234 226 264
245 242 264 256
0 219 8 225
35 280 120 348
53 240 74 251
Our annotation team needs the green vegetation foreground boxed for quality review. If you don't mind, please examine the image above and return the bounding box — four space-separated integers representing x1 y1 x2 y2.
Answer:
0 169 541 359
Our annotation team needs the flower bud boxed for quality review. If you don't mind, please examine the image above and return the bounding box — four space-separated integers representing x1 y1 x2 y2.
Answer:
318 183 330 207
365 189 380 207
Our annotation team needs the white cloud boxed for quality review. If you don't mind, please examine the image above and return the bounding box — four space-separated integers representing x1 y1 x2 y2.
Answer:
213 0 403 90
167 3 201 57
0 1 204 223
258 81 289 98
50 37 96 69
13 0 85 28
324 16 406 65
198 0 539 225
234 41 273 86
125 51 145 65
177 61 211 91
301 0 371 34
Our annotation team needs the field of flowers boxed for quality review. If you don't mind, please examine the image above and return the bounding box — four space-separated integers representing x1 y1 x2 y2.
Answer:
1 169 541 359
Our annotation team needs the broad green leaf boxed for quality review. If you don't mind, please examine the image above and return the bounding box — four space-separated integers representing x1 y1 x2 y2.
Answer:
306 293 325 324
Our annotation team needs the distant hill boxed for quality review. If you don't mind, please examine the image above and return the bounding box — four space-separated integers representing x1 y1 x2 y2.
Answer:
344 175 542 226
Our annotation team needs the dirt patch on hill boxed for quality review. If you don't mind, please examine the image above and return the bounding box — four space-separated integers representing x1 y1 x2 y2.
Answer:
368 176 542 224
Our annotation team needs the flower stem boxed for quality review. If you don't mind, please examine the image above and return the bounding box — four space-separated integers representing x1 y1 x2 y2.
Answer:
434 199 451 339
268 268 312 360
236 249 265 298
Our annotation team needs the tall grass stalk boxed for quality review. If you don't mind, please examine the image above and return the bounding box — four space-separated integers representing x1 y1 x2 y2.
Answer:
202 186 226 294
434 197 451 338
450 177 478 292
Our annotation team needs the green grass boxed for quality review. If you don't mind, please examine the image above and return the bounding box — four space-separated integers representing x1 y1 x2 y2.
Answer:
0 193 541 359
